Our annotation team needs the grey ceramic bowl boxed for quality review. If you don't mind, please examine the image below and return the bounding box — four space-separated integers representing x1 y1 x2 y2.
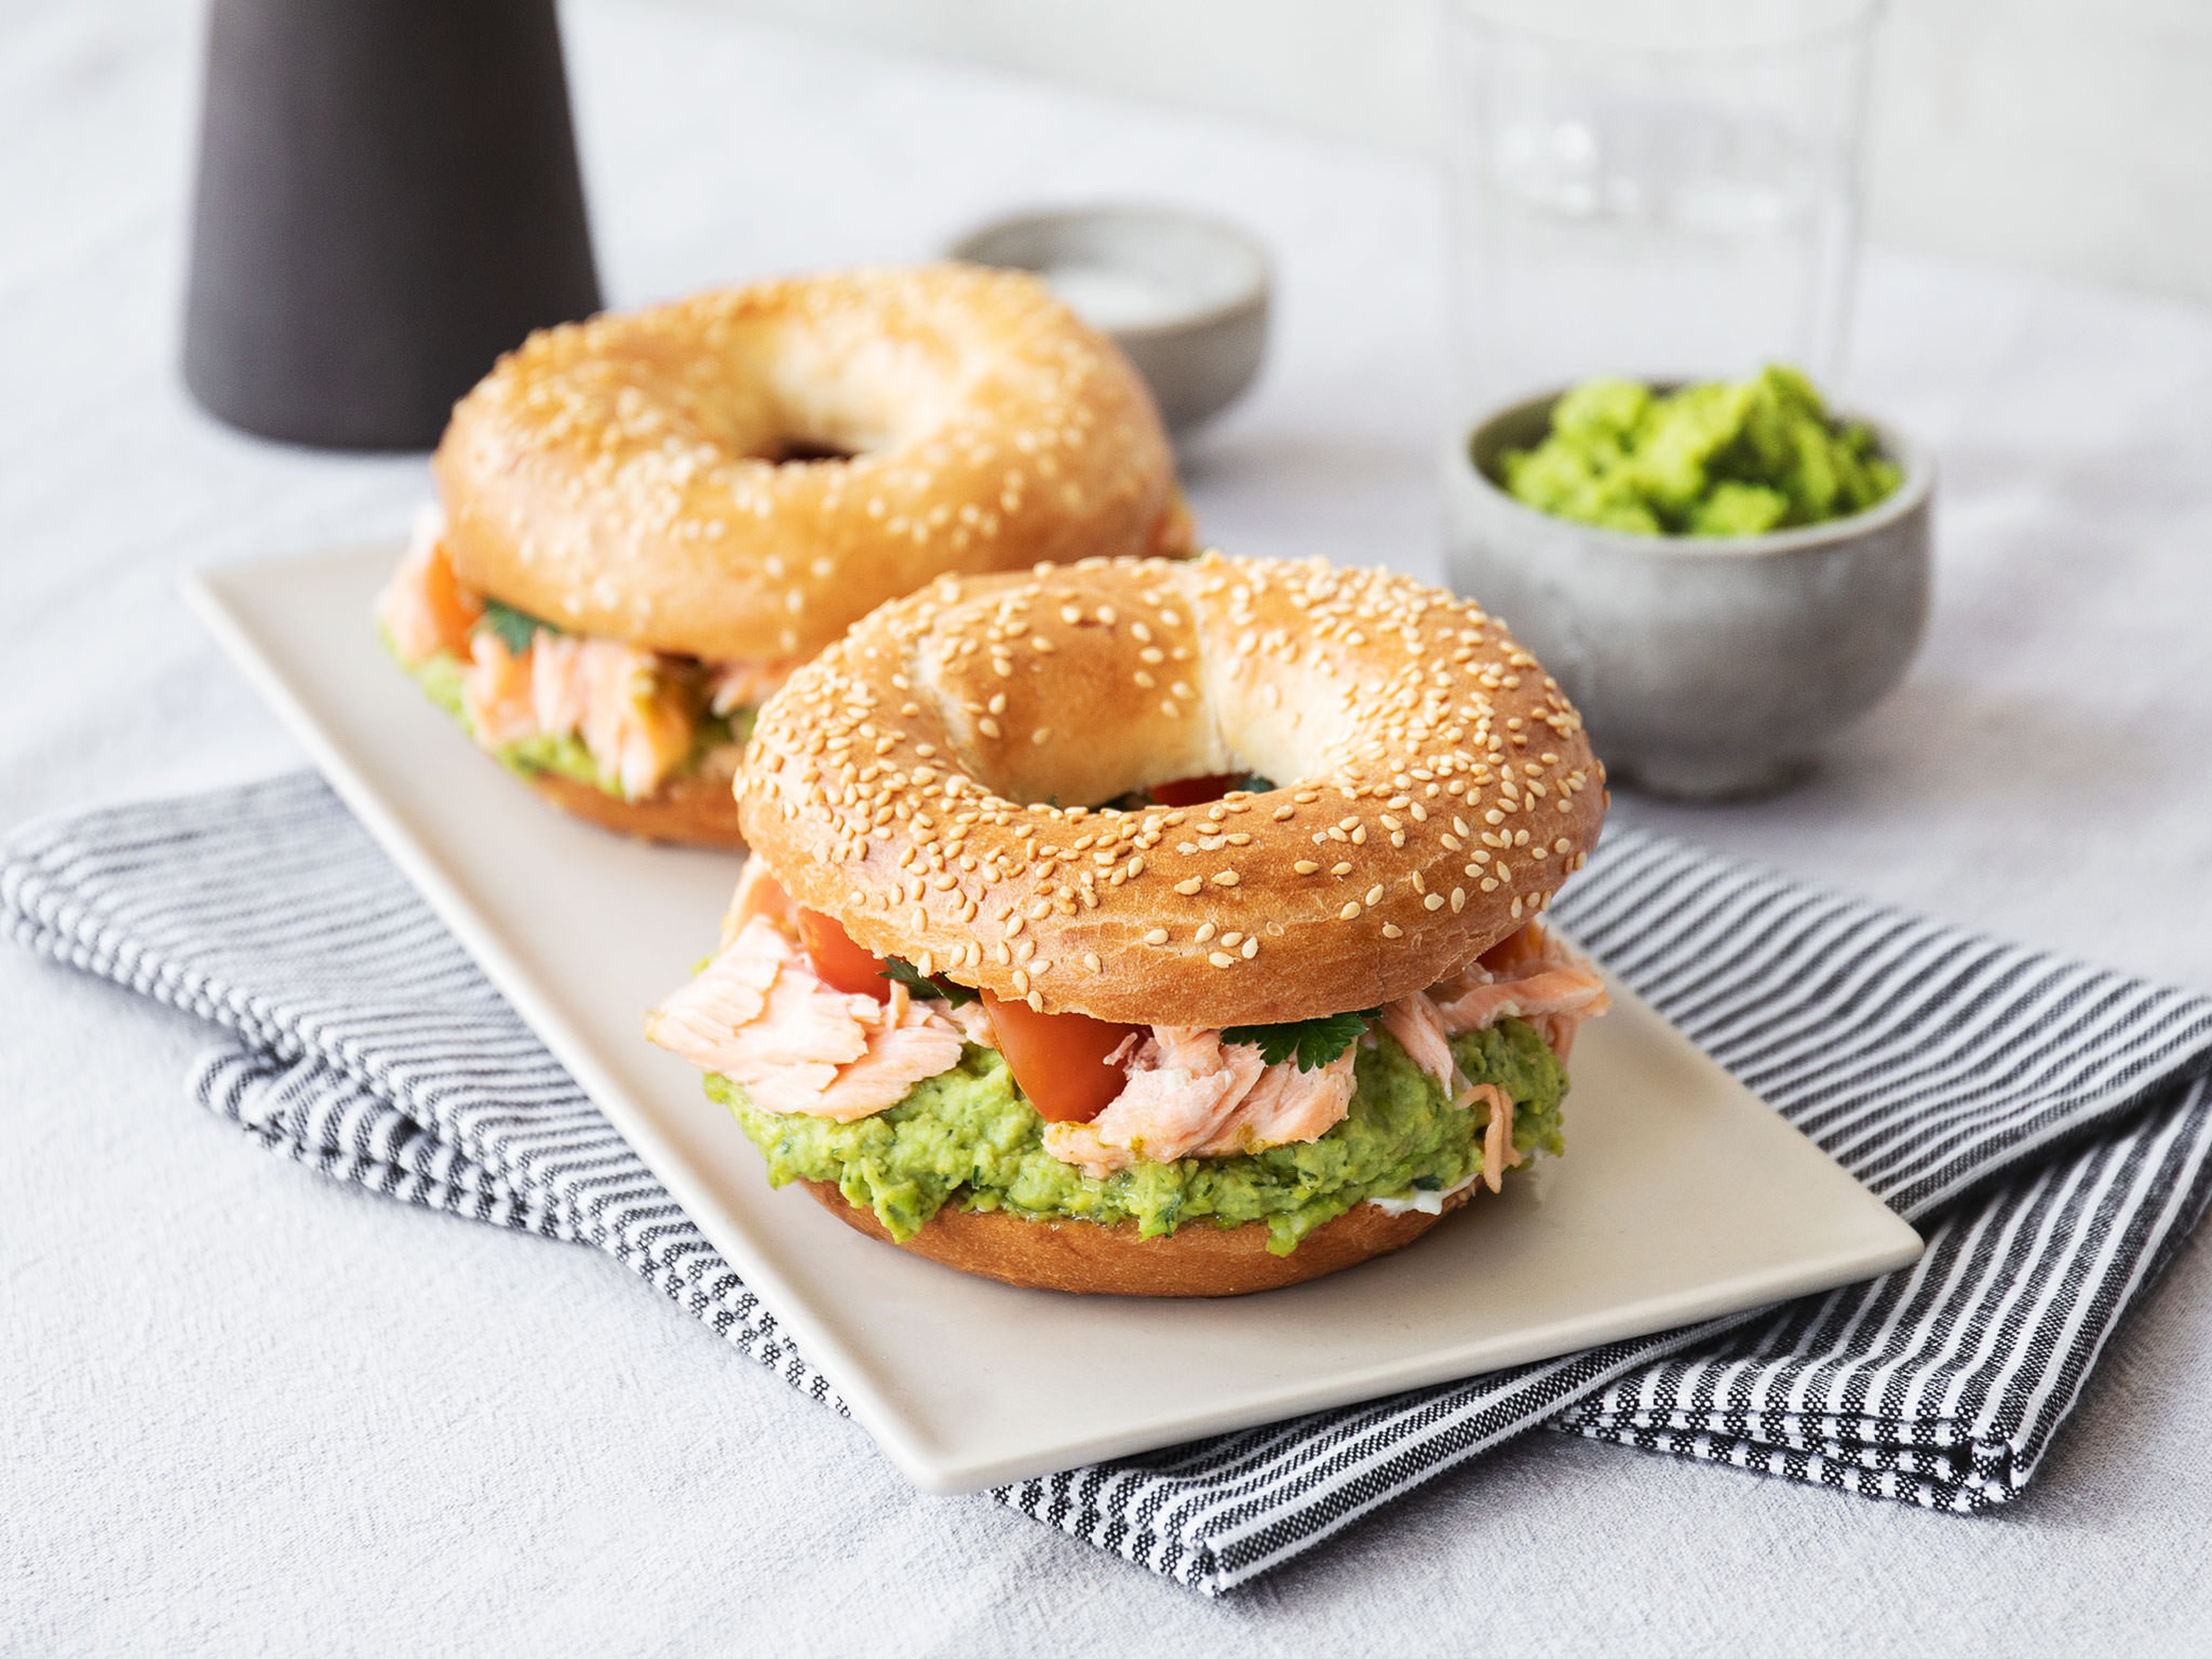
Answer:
1442 391 1935 800
948 206 1270 433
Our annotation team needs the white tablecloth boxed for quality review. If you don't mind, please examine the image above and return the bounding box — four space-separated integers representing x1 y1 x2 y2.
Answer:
8 1 2212 1650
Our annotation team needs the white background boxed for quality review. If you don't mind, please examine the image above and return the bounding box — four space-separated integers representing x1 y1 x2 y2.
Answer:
703 0 2212 310
7 0 2212 1650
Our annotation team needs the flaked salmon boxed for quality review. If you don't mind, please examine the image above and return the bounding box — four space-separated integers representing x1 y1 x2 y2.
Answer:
1426 922 1611 1063
707 658 797 717
1473 1083 1518 1192
1043 1032 1356 1179
376 513 480 664
377 512 784 802
1379 994 1457 1094
723 858 797 943
1226 1048 1358 1149
646 915 965 1123
460 631 536 748
650 904 1605 1187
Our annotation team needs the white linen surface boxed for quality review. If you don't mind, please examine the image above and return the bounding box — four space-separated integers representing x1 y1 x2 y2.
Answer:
7 0 2212 1650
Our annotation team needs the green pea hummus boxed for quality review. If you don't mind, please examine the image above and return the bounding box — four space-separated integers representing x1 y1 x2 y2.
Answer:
388 636 751 800
708 1020 1568 1256
1497 364 1902 537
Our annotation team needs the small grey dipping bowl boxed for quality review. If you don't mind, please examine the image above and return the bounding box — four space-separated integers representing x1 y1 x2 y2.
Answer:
1442 392 1935 800
948 206 1270 433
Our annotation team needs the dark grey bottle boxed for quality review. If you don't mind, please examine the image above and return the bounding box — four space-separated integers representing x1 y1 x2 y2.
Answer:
182 0 603 450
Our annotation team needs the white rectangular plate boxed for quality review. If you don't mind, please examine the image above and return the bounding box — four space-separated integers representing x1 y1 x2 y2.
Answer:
186 543 1922 1494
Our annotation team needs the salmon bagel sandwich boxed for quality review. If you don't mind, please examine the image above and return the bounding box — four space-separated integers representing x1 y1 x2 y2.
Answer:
376 264 1192 847
646 553 1612 1295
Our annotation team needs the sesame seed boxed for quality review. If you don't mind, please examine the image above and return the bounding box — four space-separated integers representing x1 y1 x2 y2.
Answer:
1381 923 1403 938
1143 927 1169 945
1294 859 1320 874
1340 902 1362 920
1175 877 1203 895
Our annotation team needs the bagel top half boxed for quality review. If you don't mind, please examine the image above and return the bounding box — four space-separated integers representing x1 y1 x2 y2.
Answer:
431 265 1186 664
737 553 1607 1027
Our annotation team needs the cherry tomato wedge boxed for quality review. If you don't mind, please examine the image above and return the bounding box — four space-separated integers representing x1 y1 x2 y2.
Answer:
980 992 1143 1124
1145 772 1248 808
796 907 890 1000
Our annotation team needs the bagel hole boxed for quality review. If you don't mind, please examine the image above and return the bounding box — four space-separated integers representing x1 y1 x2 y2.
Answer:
759 436 859 465
1096 771 1277 812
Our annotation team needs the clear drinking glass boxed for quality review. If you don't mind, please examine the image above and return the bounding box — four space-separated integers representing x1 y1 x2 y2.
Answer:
1438 0 1881 419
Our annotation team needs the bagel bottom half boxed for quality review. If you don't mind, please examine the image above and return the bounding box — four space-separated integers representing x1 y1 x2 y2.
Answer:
801 1179 1471 1297
526 767 746 849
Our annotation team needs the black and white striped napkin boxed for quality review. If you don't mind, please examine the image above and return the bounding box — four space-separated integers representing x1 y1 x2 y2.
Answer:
7 772 2210 1596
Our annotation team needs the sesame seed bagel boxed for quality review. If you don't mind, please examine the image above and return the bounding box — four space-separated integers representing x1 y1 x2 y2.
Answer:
800 1179 1471 1296
432 264 1190 664
736 552 1607 1026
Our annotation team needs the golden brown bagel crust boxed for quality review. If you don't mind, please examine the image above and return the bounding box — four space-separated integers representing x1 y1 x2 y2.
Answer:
524 767 747 849
433 266 1187 663
738 552 1607 1026
801 1180 1469 1296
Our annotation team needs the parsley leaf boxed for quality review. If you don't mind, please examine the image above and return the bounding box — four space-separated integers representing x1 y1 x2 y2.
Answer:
480 599 557 653
880 956 979 1007
1221 1008 1378 1072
